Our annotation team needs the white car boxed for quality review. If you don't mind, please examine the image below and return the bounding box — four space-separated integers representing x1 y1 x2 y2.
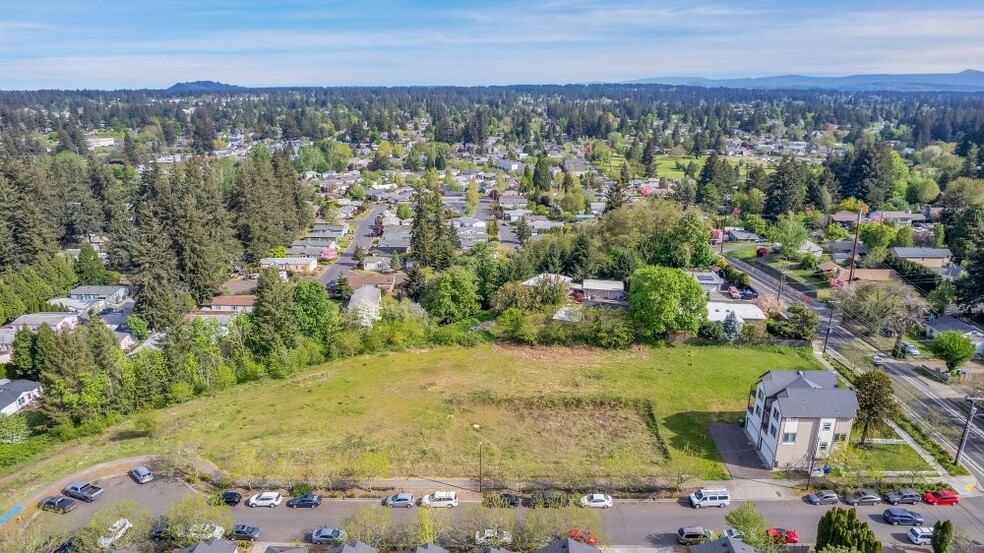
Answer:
188 523 225 540
420 491 458 508
475 528 513 545
312 527 347 544
907 526 934 545
580 493 613 509
903 342 920 356
97 518 132 549
872 356 885 367
247 491 283 508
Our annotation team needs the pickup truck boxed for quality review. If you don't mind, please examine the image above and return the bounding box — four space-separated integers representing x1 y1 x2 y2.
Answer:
63 481 104 502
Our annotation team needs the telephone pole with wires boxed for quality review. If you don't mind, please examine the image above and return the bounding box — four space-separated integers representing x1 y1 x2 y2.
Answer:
847 209 863 283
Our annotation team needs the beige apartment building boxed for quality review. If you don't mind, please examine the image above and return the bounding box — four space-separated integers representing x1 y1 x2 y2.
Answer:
744 370 858 470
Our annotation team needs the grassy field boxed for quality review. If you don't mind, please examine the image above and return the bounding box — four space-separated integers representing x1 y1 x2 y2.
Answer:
139 344 823 484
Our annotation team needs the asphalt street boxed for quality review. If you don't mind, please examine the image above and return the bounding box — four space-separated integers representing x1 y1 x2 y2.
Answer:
318 203 387 287
47 474 984 547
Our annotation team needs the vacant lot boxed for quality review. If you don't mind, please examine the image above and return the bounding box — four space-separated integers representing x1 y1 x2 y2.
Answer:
150 344 821 483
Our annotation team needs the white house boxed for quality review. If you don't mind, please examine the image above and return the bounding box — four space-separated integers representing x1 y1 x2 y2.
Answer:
47 297 105 315
68 285 129 304
0 379 42 415
522 273 574 287
6 313 80 333
362 256 393 272
706 302 767 324
581 279 625 300
260 257 319 273
686 271 724 294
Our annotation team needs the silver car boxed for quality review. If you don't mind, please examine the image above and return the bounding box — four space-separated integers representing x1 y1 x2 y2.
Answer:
129 465 153 484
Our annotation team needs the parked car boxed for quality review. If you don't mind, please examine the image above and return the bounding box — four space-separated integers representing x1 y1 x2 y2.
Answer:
885 488 921 505
129 465 153 484
883 508 925 526
38 495 76 514
903 342 920 356
97 518 132 549
221 491 242 506
312 527 347 544
767 528 799 544
806 490 838 505
247 491 283 508
188 523 224 541
475 528 513 545
420 491 458 508
689 488 730 509
908 526 935 545
63 481 104 502
923 489 959 505
483 492 521 507
845 490 881 506
230 524 262 541
287 494 322 508
676 527 711 545
382 492 415 508
529 490 573 508
52 537 80 553
579 493 613 509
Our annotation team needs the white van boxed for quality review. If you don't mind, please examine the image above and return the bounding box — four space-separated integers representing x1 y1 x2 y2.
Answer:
907 527 934 545
420 491 459 508
688 488 730 509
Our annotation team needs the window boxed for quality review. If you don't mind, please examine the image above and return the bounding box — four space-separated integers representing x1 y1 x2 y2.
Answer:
769 424 777 437
757 388 764 400
819 441 830 452
781 432 797 444
834 433 847 443
755 405 761 416
772 407 780 419
822 422 832 431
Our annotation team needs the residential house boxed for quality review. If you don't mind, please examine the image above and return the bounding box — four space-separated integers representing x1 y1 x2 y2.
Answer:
377 235 411 255
691 536 759 553
328 542 378 553
581 279 625 300
726 229 761 242
870 211 927 226
495 159 523 173
174 539 240 553
287 243 330 258
47 296 104 316
535 538 601 553
403 545 449 553
890 247 953 268
529 220 565 235
454 217 487 229
6 313 79 333
68 285 129 304
706 302 766 324
0 379 42 415
260 257 319 273
829 210 861 227
686 271 723 294
348 286 382 327
925 316 984 358
265 547 308 553
797 240 823 257
522 273 574 287
827 240 867 260
206 295 256 314
562 159 589 176
744 370 858 469
114 331 137 351
362 256 392 272
0 329 15 364
338 205 360 219
346 273 404 293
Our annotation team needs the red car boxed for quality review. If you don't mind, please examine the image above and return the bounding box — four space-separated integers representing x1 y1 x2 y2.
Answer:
923 490 960 505
767 528 800 544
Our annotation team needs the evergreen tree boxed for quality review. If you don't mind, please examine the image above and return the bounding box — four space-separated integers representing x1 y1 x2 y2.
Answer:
353 245 366 266
123 132 140 166
249 268 297 355
765 156 809 217
516 217 532 245
10 327 36 379
696 151 722 208
816 507 881 553
129 202 182 330
931 520 952 553
532 156 551 193
564 233 596 282
191 106 217 155
642 137 658 177
604 164 631 213
723 311 742 343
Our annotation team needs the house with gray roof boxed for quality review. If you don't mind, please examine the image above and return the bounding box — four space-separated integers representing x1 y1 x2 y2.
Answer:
174 538 240 553
691 536 760 553
890 247 953 268
534 538 601 553
265 547 307 553
403 545 449 553
744 370 858 470
925 316 984 358
0 379 42 415
68 285 129 304
328 542 378 553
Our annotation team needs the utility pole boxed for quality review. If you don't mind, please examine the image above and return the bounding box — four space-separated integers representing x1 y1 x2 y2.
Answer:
478 442 484 494
955 396 984 466
822 302 836 354
776 271 785 300
847 209 863 283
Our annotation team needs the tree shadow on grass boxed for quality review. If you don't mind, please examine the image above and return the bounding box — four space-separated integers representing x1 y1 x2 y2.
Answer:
662 411 744 463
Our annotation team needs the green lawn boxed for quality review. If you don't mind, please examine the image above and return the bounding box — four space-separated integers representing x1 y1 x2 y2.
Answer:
142 344 821 483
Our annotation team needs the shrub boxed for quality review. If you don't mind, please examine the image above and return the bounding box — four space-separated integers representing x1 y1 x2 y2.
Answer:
290 483 313 496
739 322 768 342
697 321 726 342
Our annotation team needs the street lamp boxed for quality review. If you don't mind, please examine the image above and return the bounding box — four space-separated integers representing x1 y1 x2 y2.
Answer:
472 424 484 494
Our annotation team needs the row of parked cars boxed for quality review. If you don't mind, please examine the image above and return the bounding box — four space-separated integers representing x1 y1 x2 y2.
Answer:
805 487 959 507
381 491 615 509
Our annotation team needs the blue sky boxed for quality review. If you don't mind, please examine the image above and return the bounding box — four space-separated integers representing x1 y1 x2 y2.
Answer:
1 0 983 89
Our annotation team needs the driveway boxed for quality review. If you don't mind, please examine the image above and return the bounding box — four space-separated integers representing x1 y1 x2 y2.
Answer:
708 422 772 480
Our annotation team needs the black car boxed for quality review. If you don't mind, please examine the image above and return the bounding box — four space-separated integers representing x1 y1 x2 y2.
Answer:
482 493 521 508
39 495 76 514
221 491 242 506
287 493 322 508
230 523 262 541
885 488 921 505
529 490 573 508
845 490 881 506
52 537 79 553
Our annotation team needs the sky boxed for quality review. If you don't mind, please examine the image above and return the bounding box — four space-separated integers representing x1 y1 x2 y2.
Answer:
1 0 983 89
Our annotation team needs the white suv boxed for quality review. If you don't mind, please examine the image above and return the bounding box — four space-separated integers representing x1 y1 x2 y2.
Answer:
907 527 934 545
247 491 283 508
98 518 132 549
420 491 458 508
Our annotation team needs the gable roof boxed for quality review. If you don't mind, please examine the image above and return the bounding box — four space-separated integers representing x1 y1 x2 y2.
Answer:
208 295 256 307
174 539 239 553
265 547 308 553
328 542 379 553
403 545 449 553
776 387 859 419
691 536 760 553
534 539 601 553
758 370 838 398
891 247 952 259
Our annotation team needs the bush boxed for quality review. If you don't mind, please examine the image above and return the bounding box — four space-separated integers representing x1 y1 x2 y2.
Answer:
290 483 313 496
739 322 768 342
698 321 726 342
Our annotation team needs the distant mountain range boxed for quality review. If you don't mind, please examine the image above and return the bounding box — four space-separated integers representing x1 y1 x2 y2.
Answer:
631 70 984 92
166 80 242 93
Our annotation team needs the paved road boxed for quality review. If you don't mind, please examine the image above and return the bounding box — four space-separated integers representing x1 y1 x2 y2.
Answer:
45 474 984 547
318 204 387 287
728 256 984 483
478 196 517 249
